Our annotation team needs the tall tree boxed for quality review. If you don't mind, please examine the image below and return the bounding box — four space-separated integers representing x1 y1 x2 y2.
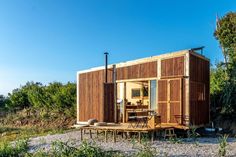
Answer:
214 12 236 75
213 12 236 114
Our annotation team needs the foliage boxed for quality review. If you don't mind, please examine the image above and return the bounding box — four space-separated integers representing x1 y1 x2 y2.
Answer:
135 141 157 157
168 136 183 144
29 140 124 157
218 134 229 157
131 135 158 157
187 125 200 142
0 95 6 109
6 88 30 111
214 12 236 66
0 125 67 145
210 65 227 95
0 139 28 157
212 12 236 115
2 81 76 118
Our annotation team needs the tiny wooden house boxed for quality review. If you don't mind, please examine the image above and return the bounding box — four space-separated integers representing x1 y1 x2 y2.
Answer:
77 49 210 127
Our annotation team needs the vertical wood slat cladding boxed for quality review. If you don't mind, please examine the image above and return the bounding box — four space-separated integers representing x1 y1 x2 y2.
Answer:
158 79 182 124
189 54 210 125
104 83 115 122
169 79 181 123
78 51 210 126
182 78 186 121
159 103 168 123
158 80 167 101
116 61 157 80
170 103 181 123
158 80 168 123
78 69 113 122
161 56 184 77
170 80 180 101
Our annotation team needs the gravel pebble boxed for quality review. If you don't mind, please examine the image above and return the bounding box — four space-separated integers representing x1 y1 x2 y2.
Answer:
28 130 236 156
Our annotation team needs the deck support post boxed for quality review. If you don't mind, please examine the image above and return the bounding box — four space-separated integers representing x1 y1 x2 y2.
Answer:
105 130 107 142
89 130 92 139
80 129 83 141
151 131 154 142
96 130 99 138
113 130 116 143
125 132 128 139
138 132 141 143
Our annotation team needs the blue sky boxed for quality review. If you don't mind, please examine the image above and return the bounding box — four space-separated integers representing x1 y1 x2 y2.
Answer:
0 0 235 95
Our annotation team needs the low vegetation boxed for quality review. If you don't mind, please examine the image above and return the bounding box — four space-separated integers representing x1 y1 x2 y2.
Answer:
1 81 76 117
0 81 76 146
218 134 229 157
0 139 160 157
0 139 28 157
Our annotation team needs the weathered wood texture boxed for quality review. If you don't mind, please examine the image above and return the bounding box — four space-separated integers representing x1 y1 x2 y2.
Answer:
157 78 183 124
182 78 186 123
158 79 168 123
78 52 209 127
104 83 115 122
189 54 210 125
116 61 157 80
78 69 113 122
161 56 185 77
169 79 181 123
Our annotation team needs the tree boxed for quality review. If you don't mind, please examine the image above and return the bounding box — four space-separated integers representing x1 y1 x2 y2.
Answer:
7 88 30 110
214 12 236 75
0 95 6 108
213 12 236 114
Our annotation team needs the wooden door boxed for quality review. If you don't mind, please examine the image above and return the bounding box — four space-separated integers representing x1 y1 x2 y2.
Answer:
157 80 168 123
169 79 182 123
104 83 115 122
158 78 182 124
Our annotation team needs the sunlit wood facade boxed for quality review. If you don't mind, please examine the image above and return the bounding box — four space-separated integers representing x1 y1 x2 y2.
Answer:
77 49 210 127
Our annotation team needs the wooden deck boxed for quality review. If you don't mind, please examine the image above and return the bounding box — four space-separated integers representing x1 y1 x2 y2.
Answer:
75 123 189 143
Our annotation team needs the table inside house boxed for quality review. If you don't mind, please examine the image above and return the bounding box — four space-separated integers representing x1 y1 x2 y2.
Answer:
126 109 155 122
127 110 157 128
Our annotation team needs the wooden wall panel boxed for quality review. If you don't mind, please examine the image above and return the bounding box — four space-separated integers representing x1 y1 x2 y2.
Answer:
189 54 210 125
161 56 185 78
78 69 113 122
158 79 183 124
116 61 157 80
158 80 167 101
169 79 182 124
190 54 209 82
170 103 181 123
104 83 115 122
170 79 180 101
158 80 168 123
159 103 168 123
182 78 186 123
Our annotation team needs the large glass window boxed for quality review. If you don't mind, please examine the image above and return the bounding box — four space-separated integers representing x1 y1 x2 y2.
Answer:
150 80 157 110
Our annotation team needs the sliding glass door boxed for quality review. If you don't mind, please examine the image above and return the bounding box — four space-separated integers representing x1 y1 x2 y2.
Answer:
150 80 157 110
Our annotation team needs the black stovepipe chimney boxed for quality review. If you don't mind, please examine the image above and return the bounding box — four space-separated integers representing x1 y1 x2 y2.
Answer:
104 52 108 83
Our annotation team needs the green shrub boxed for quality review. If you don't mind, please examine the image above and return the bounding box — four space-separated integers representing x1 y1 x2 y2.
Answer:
0 139 28 157
218 134 229 156
30 140 124 157
187 125 200 141
169 136 183 144
135 137 158 157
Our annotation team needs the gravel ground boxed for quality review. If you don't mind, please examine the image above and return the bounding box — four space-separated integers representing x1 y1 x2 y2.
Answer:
28 130 236 156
